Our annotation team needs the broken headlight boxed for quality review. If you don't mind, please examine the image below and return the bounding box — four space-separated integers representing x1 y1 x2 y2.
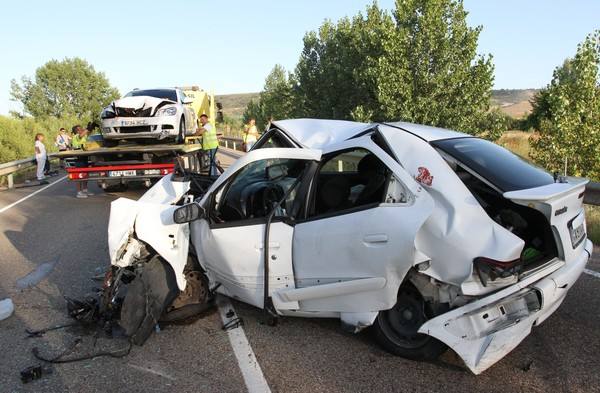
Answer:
156 106 178 116
101 108 116 119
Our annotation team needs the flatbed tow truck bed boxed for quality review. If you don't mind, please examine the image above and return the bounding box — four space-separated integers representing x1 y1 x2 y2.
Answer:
55 142 207 189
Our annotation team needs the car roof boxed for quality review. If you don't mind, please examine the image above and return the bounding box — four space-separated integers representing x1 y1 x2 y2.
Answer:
271 118 470 149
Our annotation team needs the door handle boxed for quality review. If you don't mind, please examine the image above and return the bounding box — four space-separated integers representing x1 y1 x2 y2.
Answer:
363 234 388 244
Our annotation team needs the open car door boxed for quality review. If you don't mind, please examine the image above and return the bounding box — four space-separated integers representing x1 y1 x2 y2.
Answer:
190 148 321 309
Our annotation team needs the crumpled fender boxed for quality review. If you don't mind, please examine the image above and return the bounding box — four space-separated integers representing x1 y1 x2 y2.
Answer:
107 175 191 290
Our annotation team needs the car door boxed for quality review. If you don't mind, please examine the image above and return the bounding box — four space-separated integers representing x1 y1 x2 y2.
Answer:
284 141 434 313
179 90 194 133
190 148 321 309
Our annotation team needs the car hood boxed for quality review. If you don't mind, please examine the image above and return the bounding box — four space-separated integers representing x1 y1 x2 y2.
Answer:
111 96 176 113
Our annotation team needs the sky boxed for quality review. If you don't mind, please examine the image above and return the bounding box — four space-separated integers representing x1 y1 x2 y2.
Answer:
0 0 598 115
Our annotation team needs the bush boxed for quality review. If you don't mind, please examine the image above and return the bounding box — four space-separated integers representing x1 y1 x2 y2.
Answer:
0 114 84 164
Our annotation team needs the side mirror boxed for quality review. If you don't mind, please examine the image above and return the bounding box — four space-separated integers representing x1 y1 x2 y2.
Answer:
173 203 205 224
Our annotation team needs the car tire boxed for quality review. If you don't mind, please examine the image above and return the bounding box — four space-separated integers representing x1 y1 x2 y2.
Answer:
102 139 119 148
373 282 448 360
177 117 185 144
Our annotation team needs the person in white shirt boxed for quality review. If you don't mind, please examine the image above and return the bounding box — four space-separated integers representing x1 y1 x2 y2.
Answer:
55 127 71 151
34 133 48 184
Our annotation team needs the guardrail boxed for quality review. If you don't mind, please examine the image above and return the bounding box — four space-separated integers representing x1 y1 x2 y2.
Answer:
0 154 57 189
219 136 245 152
1 146 600 206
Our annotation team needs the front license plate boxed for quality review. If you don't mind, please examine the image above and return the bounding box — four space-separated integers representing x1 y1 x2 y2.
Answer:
120 119 148 126
570 222 585 248
109 170 137 177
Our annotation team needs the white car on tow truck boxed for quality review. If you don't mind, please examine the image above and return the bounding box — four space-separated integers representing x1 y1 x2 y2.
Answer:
103 119 593 374
100 88 197 144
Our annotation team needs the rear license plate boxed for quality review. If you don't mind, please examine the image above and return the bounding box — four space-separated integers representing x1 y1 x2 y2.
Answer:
569 222 585 248
109 170 136 177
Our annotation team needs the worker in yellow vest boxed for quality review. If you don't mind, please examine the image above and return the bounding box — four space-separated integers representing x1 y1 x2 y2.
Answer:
243 118 259 152
195 114 219 175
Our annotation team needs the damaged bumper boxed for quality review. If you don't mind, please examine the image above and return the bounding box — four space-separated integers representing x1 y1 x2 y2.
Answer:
419 239 592 374
102 116 179 140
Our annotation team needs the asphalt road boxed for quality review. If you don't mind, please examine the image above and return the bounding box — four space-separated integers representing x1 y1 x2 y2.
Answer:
1 159 599 392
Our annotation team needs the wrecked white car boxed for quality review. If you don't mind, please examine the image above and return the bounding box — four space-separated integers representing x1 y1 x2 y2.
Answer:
100 88 197 143
103 119 592 374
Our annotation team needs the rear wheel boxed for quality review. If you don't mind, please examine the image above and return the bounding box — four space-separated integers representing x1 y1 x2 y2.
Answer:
177 117 186 144
373 282 448 360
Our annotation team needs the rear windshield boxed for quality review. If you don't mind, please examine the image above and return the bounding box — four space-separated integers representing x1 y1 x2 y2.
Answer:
432 137 554 192
125 89 178 102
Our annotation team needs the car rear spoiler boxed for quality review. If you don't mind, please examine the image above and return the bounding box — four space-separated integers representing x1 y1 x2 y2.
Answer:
503 178 588 202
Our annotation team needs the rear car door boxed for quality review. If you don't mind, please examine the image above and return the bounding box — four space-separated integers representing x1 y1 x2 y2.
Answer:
190 148 321 308
287 142 434 313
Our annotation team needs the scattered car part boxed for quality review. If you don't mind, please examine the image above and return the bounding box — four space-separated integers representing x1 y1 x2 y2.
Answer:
0 298 14 321
20 365 52 383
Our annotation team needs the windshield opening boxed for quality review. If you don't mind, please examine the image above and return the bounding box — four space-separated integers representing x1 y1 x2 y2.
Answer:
125 89 178 102
432 137 554 192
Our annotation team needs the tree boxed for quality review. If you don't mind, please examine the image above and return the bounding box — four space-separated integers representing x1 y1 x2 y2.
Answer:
10 57 119 121
293 3 393 120
530 32 600 178
377 0 496 137
243 65 295 130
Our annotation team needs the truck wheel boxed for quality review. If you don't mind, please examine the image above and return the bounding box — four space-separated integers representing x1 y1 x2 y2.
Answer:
103 139 119 148
102 184 128 193
373 282 448 360
177 118 185 144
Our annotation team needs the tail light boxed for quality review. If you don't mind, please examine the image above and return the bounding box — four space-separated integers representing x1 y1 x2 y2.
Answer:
68 172 89 180
474 257 522 287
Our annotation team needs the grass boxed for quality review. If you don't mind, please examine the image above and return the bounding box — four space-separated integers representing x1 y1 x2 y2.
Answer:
585 205 600 245
497 130 533 158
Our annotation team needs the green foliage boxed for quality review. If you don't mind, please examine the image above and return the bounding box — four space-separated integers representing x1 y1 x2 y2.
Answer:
525 88 551 130
10 57 119 122
246 0 496 138
377 0 495 138
530 31 600 178
0 114 82 164
243 65 295 130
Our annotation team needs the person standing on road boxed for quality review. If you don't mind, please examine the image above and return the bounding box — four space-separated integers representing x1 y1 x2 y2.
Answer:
34 133 48 184
71 125 92 198
243 118 259 152
195 114 219 176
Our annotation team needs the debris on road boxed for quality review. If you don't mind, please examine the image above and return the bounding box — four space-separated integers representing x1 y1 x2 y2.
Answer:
20 364 52 383
16 260 57 290
0 298 14 320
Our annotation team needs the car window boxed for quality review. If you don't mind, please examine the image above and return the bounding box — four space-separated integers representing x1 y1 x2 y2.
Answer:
309 148 390 217
253 129 296 149
211 158 310 224
125 89 178 102
432 137 554 192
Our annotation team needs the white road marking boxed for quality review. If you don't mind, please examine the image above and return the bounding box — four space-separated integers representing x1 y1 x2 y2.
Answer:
584 268 600 279
216 295 271 393
0 175 67 214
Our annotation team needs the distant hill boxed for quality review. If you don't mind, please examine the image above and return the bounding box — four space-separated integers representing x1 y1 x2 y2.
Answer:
216 92 260 119
491 89 539 118
216 89 539 121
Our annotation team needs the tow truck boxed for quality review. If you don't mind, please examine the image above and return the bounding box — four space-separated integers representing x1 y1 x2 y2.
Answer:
55 86 223 192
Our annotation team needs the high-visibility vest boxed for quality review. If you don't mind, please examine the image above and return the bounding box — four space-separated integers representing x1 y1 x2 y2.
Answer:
72 134 87 149
202 123 218 150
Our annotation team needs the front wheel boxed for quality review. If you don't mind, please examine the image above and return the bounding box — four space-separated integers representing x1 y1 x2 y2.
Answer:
373 282 448 360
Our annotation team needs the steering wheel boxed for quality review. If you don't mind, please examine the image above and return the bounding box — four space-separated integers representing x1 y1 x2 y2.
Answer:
261 183 284 216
